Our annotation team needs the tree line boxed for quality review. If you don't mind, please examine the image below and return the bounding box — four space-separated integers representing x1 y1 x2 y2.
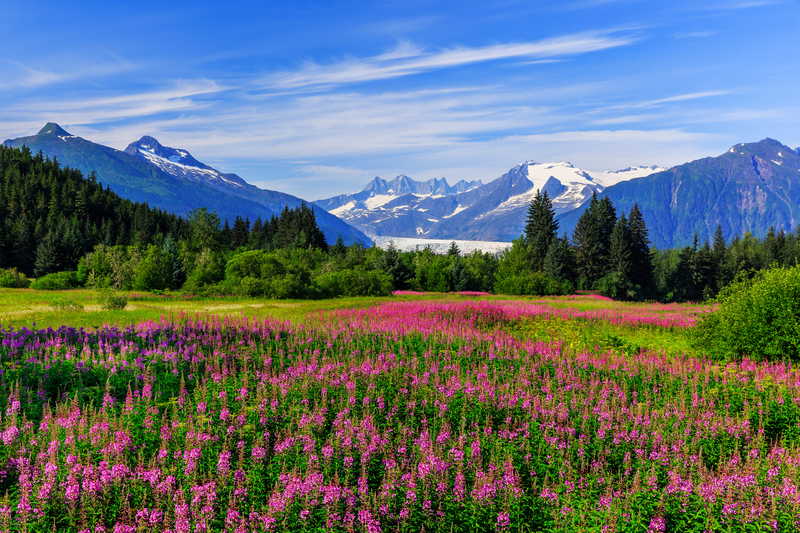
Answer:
3 144 800 301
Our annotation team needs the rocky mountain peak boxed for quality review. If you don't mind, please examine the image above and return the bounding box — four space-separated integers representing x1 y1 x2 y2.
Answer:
37 123 71 137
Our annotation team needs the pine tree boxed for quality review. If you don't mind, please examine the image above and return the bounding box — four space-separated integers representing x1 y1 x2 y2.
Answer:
231 216 250 249
330 235 347 258
161 234 185 290
449 256 471 291
712 224 728 291
763 226 778 266
593 196 617 277
626 203 654 296
606 213 633 299
447 241 460 257
543 234 576 284
380 242 413 290
248 216 264 250
34 230 60 277
572 196 601 289
524 189 559 272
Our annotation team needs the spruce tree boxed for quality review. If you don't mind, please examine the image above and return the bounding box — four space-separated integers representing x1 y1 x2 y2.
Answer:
330 235 347 258
712 224 728 291
449 256 471 291
248 216 264 250
161 234 185 290
543 234 576 284
34 230 60 277
447 241 460 257
379 242 412 290
231 216 250 249
593 196 617 277
572 196 601 289
627 203 654 296
606 213 633 299
524 189 559 272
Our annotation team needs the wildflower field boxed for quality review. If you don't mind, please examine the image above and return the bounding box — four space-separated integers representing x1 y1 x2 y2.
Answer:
1 294 800 532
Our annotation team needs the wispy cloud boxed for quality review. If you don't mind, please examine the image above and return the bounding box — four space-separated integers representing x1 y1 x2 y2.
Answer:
263 32 638 90
0 58 134 90
673 30 718 39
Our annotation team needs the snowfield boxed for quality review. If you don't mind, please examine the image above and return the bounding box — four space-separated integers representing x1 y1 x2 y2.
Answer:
373 236 511 255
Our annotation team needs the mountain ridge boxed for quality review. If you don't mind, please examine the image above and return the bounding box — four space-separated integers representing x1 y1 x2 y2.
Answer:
556 138 800 248
3 124 371 246
315 161 663 241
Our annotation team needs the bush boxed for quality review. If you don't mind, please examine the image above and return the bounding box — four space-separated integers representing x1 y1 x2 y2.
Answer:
693 265 800 360
0 268 31 288
494 271 570 296
98 287 128 310
50 298 85 311
316 268 392 297
31 271 81 290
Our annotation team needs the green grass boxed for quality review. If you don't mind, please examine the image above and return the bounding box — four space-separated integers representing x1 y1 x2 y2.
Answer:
0 288 702 357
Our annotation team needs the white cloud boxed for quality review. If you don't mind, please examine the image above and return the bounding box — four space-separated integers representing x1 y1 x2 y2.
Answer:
263 32 637 90
0 58 133 90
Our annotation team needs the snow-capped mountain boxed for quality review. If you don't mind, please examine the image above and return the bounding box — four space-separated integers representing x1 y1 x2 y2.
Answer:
317 175 482 213
2 124 371 246
125 136 249 189
314 161 664 241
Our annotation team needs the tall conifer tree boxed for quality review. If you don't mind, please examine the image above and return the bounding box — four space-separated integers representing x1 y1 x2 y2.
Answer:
524 189 559 272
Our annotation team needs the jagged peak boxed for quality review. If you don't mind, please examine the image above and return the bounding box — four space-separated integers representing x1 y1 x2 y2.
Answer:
131 135 165 152
38 123 70 137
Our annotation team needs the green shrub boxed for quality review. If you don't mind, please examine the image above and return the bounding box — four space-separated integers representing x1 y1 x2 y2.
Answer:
693 265 800 361
494 271 569 296
316 268 392 297
98 287 128 310
50 298 85 311
0 267 31 288
31 271 81 290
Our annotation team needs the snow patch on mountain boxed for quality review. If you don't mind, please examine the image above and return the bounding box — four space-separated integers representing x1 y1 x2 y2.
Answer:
315 160 664 242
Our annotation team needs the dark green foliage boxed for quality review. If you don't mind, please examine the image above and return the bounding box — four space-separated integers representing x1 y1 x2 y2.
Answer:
694 264 800 361
271 203 328 251
524 189 559 272
329 235 347 258
0 144 189 276
449 256 471 291
447 241 460 257
379 242 413 290
30 271 80 290
542 234 576 285
627 203 654 295
34 230 61 278
572 196 602 289
495 237 568 295
601 213 634 300
316 268 392 297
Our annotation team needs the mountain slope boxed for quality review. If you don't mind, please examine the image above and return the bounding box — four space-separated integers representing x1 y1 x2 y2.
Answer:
316 162 662 241
4 124 370 246
557 138 800 248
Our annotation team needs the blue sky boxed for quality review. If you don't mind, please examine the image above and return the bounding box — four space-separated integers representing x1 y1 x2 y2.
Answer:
2 0 799 199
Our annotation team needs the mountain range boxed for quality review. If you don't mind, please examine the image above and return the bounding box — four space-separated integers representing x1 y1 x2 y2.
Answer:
557 138 800 248
2 124 371 246
315 162 663 242
5 124 800 250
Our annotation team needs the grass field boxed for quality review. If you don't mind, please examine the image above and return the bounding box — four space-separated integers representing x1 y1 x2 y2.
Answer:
4 289 797 532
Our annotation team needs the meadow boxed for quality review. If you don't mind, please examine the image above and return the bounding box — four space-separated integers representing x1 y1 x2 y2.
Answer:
0 290 798 532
